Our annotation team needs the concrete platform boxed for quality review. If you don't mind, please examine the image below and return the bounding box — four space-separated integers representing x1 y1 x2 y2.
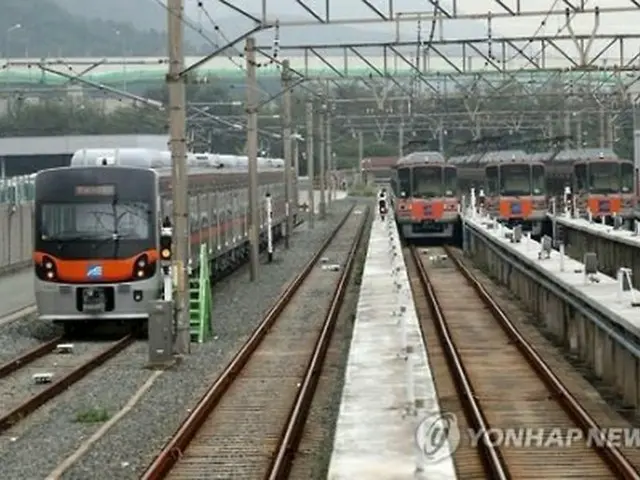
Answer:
550 214 640 290
327 213 458 479
463 211 640 411
0 267 34 317
553 214 640 248
468 214 640 339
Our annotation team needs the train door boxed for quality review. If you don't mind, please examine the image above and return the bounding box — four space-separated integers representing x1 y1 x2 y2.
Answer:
240 188 248 239
573 163 588 214
485 165 499 214
222 189 230 250
213 190 221 252
231 189 239 245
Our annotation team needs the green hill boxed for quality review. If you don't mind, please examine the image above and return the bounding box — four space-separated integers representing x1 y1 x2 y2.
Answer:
1 0 194 57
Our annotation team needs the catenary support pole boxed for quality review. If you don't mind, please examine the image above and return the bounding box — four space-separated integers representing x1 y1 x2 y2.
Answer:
281 59 292 248
305 101 315 228
318 102 326 220
246 37 259 281
326 94 333 210
167 0 190 354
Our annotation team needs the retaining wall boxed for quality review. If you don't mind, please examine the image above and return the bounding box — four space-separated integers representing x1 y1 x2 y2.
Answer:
464 220 640 414
0 203 33 274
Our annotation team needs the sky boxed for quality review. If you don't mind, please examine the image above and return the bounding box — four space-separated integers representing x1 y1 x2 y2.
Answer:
176 0 640 69
193 0 639 36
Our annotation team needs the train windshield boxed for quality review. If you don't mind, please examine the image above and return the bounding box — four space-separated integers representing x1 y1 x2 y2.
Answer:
486 166 499 195
621 162 634 194
34 167 157 260
40 202 151 241
443 167 457 197
531 164 545 195
500 164 531 196
397 168 411 197
412 166 442 198
588 162 619 194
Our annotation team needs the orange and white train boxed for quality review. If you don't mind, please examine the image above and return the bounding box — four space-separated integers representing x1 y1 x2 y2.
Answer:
33 148 291 330
390 151 459 240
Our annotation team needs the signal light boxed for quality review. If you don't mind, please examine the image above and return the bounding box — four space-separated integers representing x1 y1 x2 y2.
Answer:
160 230 172 262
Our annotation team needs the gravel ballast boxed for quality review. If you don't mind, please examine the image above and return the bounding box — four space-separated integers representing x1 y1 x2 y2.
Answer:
0 201 358 480
0 315 60 365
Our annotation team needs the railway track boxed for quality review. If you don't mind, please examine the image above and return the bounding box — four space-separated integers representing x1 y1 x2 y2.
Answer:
0 335 134 433
141 205 369 480
406 245 640 479
0 304 37 328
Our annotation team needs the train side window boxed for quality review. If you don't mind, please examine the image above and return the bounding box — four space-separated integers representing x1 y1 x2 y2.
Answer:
531 165 545 195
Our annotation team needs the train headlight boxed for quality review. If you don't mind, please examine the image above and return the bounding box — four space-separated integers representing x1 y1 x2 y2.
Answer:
37 256 57 281
132 253 155 281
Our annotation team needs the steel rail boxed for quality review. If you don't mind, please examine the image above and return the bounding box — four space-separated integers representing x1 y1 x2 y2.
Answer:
410 246 510 479
141 204 357 479
266 205 370 478
0 334 134 433
445 246 640 479
0 335 64 379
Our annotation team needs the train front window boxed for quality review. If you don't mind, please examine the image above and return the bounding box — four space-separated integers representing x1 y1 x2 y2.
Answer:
500 164 531 196
531 164 545 195
621 162 634 194
574 164 587 192
41 202 151 241
38 202 153 259
397 168 411 197
485 166 499 196
412 166 442 198
443 167 457 197
588 162 619 194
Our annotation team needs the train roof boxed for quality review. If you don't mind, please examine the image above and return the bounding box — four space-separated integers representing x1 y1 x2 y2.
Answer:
396 151 446 166
69 148 284 171
447 150 528 165
553 148 619 162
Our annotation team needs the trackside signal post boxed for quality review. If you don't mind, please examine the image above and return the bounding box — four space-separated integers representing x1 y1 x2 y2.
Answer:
266 192 274 262
148 222 174 366
166 0 190 354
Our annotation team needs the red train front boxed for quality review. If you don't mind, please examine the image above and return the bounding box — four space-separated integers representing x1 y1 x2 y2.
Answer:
391 151 459 241
479 151 547 235
571 151 635 220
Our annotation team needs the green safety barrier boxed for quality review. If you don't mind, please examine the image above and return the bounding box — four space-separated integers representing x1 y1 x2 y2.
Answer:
189 243 213 343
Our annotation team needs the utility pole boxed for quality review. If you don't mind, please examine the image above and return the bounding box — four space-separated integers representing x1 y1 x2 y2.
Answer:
167 0 190 355
318 101 326 220
358 131 364 184
398 123 404 158
305 101 315 228
246 37 259 281
281 59 292 249
293 136 300 211
325 98 333 211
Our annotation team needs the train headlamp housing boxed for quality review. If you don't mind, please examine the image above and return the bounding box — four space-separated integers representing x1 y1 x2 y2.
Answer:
36 255 58 282
132 253 156 281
